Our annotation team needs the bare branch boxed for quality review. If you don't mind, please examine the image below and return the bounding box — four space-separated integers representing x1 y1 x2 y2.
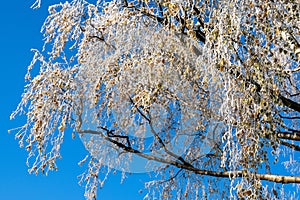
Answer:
78 129 300 184
129 96 193 167
279 139 300 151
290 93 300 97
98 126 132 148
279 114 300 120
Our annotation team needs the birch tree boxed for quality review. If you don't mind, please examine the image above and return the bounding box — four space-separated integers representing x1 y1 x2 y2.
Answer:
11 0 300 199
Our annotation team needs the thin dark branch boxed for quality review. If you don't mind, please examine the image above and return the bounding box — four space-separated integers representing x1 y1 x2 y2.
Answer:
79 23 116 50
128 96 150 122
279 114 300 120
279 139 300 151
98 126 131 147
88 35 116 50
89 35 104 41
192 5 204 27
125 4 166 24
149 122 194 168
159 169 184 183
287 30 300 47
285 76 300 93
290 93 300 97
128 96 194 167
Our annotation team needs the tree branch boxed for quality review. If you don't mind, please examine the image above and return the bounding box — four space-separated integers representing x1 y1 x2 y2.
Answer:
290 93 300 97
128 96 193 167
277 132 300 141
279 139 300 151
78 129 300 184
231 38 300 113
279 114 300 120
98 126 131 147
278 93 300 113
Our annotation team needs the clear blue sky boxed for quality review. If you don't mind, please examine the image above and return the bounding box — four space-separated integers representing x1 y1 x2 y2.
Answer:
0 1 146 199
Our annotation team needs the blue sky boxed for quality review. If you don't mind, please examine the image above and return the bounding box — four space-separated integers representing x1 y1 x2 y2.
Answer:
0 1 146 199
